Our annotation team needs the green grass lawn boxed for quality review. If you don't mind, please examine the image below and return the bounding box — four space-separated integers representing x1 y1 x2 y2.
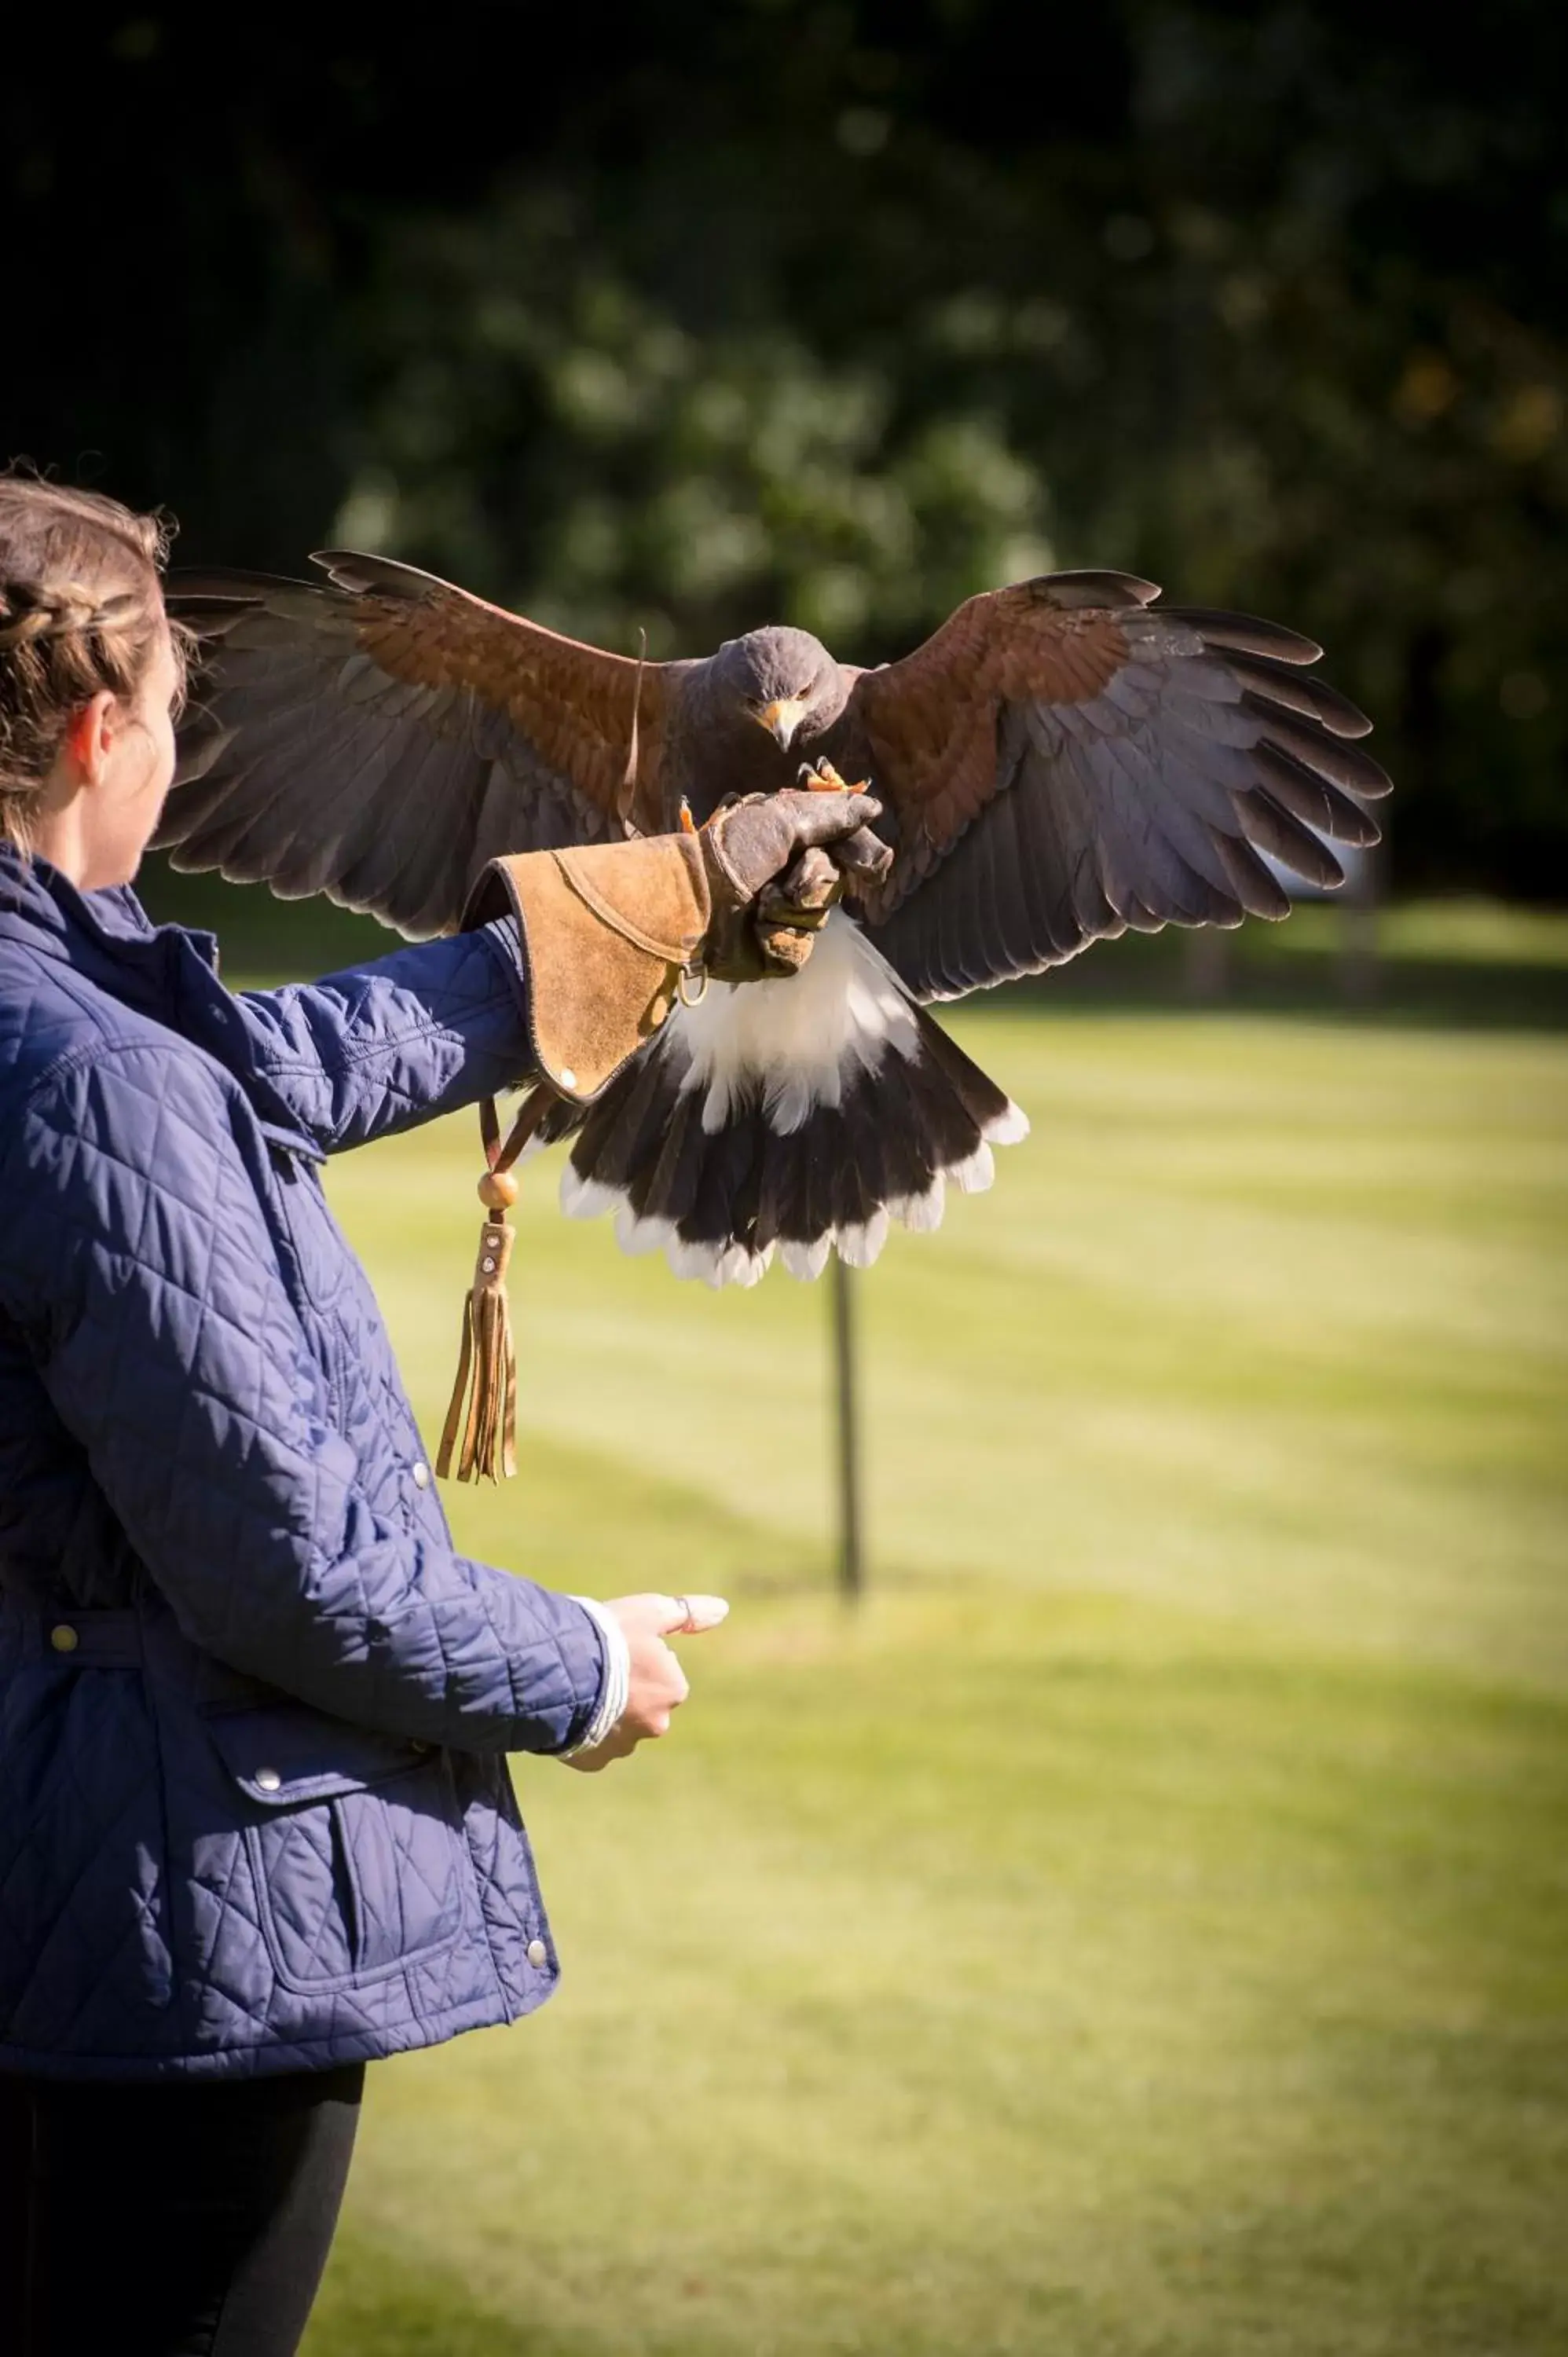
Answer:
255 972 1568 2357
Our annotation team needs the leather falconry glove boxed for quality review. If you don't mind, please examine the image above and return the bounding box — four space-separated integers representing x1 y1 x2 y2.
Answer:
702 787 890 981
753 843 844 976
463 784 887 1102
436 788 887 1485
754 816 899 971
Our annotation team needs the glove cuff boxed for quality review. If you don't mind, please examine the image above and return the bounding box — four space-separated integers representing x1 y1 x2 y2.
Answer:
694 799 761 909
463 837 712 1102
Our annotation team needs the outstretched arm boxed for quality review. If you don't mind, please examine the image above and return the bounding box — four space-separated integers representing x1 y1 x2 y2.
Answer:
228 792 888 1150
231 915 537 1154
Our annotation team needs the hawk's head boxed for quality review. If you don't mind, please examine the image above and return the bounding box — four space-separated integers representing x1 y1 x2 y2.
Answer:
712 625 844 753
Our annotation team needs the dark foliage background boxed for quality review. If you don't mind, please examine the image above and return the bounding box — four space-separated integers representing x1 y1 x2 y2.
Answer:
4 3 1564 893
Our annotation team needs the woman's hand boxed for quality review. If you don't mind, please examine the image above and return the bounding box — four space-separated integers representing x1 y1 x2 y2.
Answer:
562 1592 729 1772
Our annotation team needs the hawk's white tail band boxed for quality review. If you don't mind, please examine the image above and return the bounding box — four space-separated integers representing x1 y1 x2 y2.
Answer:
556 911 1028 1287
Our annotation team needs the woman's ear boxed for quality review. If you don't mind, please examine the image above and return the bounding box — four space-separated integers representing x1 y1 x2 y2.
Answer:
64 691 119 786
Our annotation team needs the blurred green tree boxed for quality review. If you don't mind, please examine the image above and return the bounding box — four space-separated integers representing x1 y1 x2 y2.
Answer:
4 2 1563 891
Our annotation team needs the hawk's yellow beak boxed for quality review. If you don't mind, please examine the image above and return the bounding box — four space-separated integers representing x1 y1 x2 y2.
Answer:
756 697 809 750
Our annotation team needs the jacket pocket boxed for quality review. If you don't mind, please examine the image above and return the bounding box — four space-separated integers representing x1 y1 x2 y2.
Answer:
204 1703 468 1992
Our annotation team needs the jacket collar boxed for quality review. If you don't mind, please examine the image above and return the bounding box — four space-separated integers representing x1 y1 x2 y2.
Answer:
0 845 220 997
0 845 328 1159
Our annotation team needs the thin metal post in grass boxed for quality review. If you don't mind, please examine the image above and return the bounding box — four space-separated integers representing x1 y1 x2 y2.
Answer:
1341 839 1383 1006
830 1255 864 1602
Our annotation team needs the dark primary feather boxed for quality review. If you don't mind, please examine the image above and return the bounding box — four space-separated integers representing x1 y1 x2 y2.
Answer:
824 570 1390 1003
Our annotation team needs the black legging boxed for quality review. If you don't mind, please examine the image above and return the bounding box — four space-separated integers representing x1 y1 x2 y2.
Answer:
0 2063 365 2357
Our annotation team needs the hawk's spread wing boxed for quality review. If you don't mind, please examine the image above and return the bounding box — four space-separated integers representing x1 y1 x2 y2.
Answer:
159 553 676 938
827 571 1390 1002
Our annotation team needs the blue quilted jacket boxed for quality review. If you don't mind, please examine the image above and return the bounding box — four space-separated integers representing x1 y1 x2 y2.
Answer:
0 849 610 2082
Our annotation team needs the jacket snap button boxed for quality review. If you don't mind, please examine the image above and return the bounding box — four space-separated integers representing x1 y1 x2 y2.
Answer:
526 1937 548 1969
412 1461 431 1490
49 1624 79 1654
255 1766 282 1794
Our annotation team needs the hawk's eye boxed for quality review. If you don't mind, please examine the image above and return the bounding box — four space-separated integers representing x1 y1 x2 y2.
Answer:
793 682 816 700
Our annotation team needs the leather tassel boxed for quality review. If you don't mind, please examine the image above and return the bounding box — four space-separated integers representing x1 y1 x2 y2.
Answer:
435 1085 557 1484
436 1214 518 1483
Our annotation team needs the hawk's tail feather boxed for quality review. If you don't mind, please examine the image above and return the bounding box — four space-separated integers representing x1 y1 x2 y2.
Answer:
555 911 1028 1287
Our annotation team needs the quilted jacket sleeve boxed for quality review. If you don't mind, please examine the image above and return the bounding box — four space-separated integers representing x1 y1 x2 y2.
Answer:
230 917 534 1153
0 1039 606 1755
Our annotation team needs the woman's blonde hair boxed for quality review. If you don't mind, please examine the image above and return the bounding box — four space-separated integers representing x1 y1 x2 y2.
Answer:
0 472 187 853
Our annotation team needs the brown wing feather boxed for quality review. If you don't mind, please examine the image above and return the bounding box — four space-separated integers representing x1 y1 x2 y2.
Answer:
160 552 675 938
824 570 1388 1002
329 555 670 830
845 583 1139 883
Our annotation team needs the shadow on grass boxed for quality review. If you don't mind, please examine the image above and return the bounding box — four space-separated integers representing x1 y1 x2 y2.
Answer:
315 2228 764 2357
311 2234 565 2357
137 855 1568 1033
495 1428 844 1604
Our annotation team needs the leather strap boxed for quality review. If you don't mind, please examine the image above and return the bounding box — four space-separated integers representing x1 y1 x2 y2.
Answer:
479 1080 559 1178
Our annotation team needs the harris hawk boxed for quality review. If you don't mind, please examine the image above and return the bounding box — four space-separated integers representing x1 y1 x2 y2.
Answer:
160 555 1389 1285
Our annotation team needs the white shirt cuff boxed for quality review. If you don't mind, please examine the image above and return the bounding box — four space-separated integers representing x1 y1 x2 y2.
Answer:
558 1596 630 1757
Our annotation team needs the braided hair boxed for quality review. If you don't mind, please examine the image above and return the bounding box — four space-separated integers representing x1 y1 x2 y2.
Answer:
0 473 187 852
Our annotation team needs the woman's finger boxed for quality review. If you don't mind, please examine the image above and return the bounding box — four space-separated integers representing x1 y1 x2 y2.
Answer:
658 1593 730 1635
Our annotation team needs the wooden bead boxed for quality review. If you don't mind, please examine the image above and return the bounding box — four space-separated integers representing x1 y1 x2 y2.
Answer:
477 1170 519 1210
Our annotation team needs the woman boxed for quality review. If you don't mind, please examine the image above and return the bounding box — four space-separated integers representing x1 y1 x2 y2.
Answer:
0 477 879 2356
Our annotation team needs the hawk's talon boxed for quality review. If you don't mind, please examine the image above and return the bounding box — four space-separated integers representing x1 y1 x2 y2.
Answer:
797 757 870 794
